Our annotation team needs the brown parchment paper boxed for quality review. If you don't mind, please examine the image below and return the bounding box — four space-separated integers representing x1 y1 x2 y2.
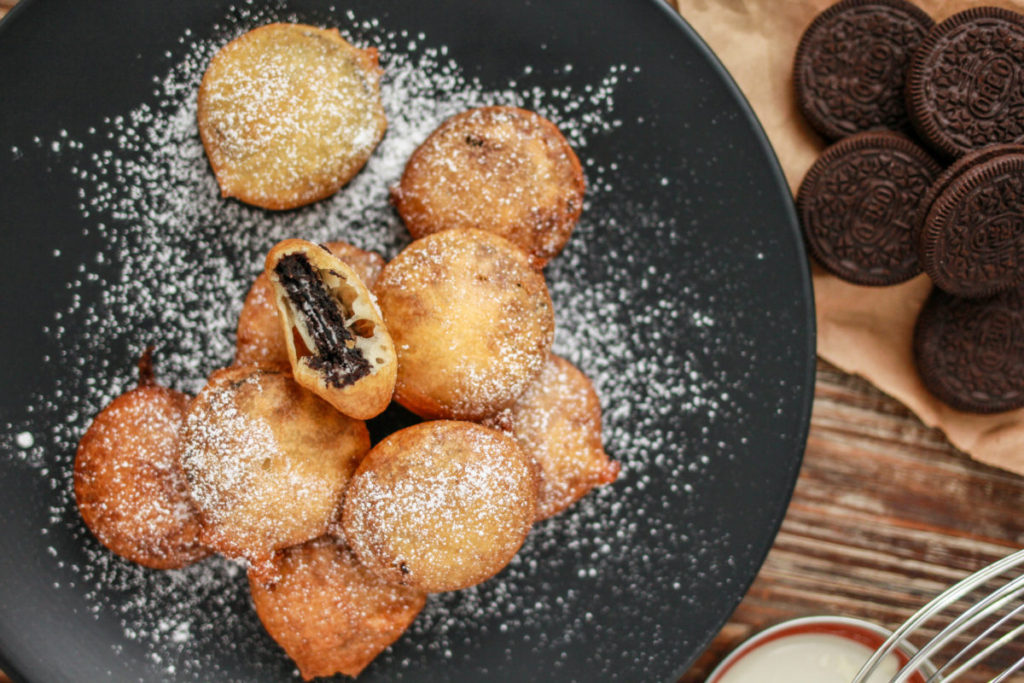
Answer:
674 0 1024 475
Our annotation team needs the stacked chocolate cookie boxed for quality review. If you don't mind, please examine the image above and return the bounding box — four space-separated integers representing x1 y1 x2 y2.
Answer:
794 1 1024 413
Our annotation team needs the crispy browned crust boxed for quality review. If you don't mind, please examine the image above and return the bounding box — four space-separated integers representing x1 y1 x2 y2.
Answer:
181 366 370 564
249 536 425 680
341 421 539 593
392 106 584 269
235 241 385 368
197 23 387 210
265 239 397 420
483 354 619 520
74 385 209 569
374 229 554 420
234 273 290 368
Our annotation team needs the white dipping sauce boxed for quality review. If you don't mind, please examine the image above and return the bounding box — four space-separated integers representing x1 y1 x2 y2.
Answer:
717 632 899 683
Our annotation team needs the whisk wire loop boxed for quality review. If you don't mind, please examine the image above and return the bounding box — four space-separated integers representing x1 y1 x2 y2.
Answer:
852 548 1024 683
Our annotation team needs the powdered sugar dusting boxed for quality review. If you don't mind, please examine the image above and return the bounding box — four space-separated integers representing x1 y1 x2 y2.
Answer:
181 375 280 521
199 22 387 209
484 354 616 520
344 423 536 592
181 367 366 566
375 229 554 420
0 4 739 679
74 385 206 569
393 106 584 267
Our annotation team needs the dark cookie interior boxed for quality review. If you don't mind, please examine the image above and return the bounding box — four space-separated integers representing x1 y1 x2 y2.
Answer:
908 7 1024 158
797 132 941 285
794 0 933 140
274 254 371 388
914 286 1024 413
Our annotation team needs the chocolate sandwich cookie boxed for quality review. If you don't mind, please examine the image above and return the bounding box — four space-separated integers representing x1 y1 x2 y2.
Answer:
907 7 1024 159
914 144 1024 244
914 286 1024 413
794 0 934 141
919 154 1024 298
797 131 942 285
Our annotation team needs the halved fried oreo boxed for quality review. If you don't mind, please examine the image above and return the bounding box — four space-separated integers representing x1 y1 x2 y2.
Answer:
235 241 385 368
265 239 396 420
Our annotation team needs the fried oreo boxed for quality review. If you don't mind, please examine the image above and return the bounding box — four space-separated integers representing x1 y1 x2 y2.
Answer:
914 286 1024 413
483 354 619 521
197 23 387 210
797 131 942 285
181 366 369 565
74 350 208 569
249 536 425 680
919 154 1024 298
266 239 396 420
374 229 555 420
392 106 585 269
235 241 385 369
907 7 1024 158
341 421 539 593
794 0 933 140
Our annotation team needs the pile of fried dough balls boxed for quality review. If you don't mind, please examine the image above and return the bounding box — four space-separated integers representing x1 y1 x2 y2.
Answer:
73 22 619 680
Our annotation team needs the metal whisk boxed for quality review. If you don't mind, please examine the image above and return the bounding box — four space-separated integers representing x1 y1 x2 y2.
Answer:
853 548 1024 683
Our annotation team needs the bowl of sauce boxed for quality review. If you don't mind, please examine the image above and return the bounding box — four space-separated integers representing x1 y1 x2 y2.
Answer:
707 615 932 683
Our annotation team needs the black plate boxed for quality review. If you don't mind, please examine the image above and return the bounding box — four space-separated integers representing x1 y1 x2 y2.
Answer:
0 1 815 681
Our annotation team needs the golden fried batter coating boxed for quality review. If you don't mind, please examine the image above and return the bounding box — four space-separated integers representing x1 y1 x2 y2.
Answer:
374 229 555 421
198 23 387 210
249 536 425 680
74 353 208 569
341 421 539 593
181 366 369 565
392 106 585 269
483 354 619 520
266 239 396 420
235 241 385 368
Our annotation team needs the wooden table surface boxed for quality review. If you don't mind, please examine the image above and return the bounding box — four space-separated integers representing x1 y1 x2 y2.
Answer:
3 1 1024 682
684 360 1024 681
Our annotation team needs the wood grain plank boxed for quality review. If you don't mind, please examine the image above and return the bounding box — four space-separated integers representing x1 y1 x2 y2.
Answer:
681 360 1024 681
